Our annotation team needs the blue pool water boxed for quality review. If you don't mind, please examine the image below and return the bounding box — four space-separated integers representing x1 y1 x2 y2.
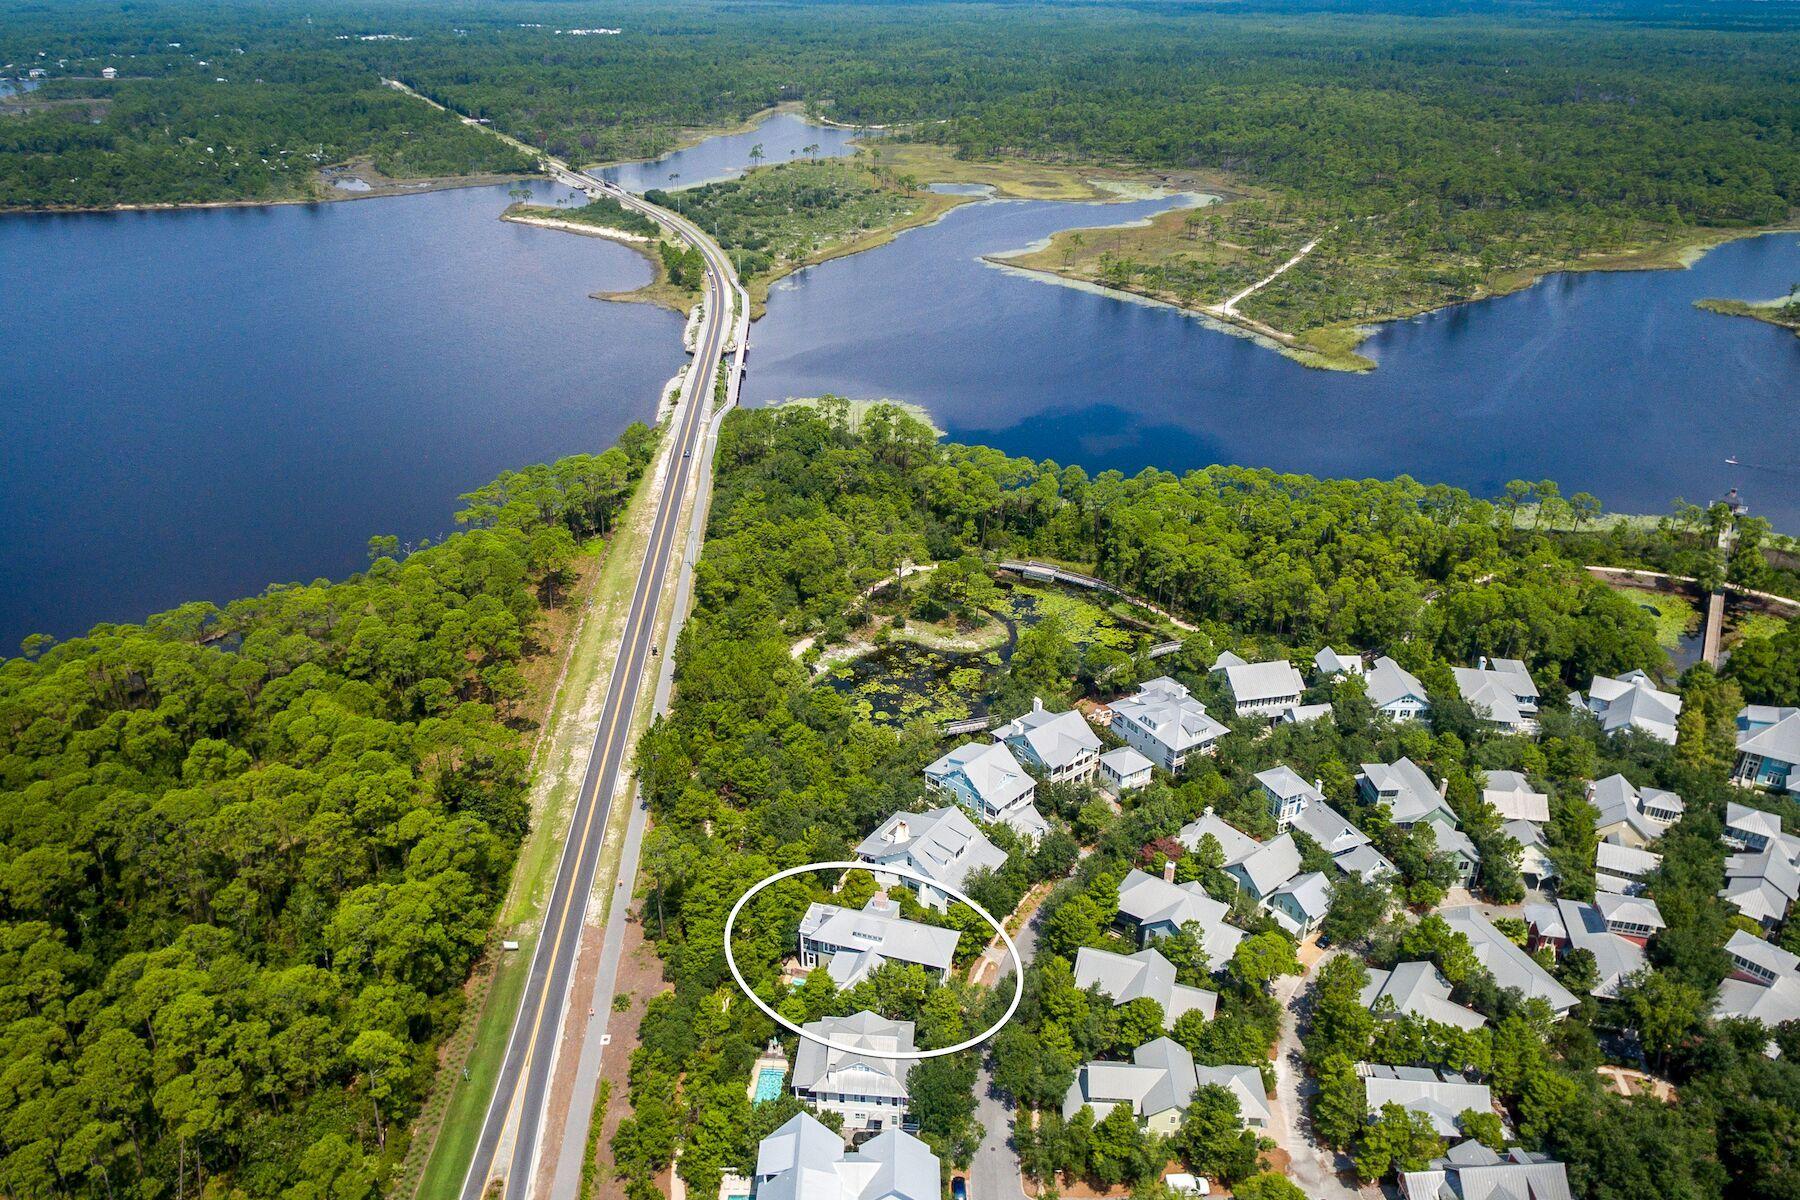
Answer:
752 1067 786 1103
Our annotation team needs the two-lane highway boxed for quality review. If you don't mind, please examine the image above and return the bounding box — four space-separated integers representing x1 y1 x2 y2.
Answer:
458 171 739 1200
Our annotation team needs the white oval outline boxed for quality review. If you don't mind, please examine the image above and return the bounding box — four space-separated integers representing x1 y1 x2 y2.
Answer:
722 859 1024 1060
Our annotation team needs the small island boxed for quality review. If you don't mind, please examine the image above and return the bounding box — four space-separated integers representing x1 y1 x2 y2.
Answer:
1696 290 1800 337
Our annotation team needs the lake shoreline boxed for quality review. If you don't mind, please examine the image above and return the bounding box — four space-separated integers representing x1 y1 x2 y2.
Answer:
999 222 1800 373
0 169 538 217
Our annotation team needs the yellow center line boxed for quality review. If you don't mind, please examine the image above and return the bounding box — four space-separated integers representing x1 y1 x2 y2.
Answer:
484 263 724 1193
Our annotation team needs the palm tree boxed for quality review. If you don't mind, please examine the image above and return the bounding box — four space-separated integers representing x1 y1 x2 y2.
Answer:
748 142 764 171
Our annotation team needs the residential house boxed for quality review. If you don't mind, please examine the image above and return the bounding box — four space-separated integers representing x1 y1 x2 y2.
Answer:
1593 890 1665 941
1425 815 1481 885
1594 842 1661 896
1223 659 1307 718
1715 930 1800 1028
1259 765 1326 831
797 895 961 987
992 697 1102 784
1335 842 1401 883
1589 774 1681 848
1440 907 1578 1017
1110 677 1229 773
1734 706 1800 794
1400 1140 1571 1200
1116 866 1245 961
1359 758 1454 827
1361 962 1486 1030
100 66 117 79
1721 840 1800 928
1064 1038 1268 1132
1506 819 1557 891
1227 834 1303 901
1211 651 1247 672
1266 871 1333 938
1526 896 1657 998
855 807 1006 913
752 1112 939 1200
924 740 1047 839
1315 647 1364 677
1725 800 1789 852
1100 746 1154 794
1074 946 1218 1027
1278 701 1334 725
1582 670 1682 744
1178 808 1261 867
1194 1065 1272 1129
1360 1065 1495 1138
792 1012 915 1133
1367 656 1432 722
1063 1037 1198 1134
1453 657 1541 734
1481 770 1550 824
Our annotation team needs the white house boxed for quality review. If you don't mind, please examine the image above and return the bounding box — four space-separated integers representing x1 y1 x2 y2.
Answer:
754 1112 939 1200
1115 866 1245 961
1360 1065 1494 1138
1074 945 1218 1027
797 895 961 987
924 740 1048 838
1065 1038 1269 1133
1582 670 1682 744
1257 764 1326 831
1366 656 1431 722
1594 841 1660 896
1735 706 1800 794
1314 647 1364 678
992 698 1101 783
855 806 1006 912
1179 808 1262 867
792 1012 915 1133
1715 930 1800 1027
1100 745 1155 794
1453 657 1540 734
1361 962 1486 1030
1223 659 1307 718
1266 871 1332 938
1358 757 1454 827
1401 1141 1570 1200
1440 907 1578 1018
1721 840 1800 928
101 66 117 79
1481 770 1550 823
1110 677 1228 772
1589 774 1683 848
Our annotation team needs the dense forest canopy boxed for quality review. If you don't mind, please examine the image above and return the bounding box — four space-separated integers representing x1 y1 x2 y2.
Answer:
0 434 654 1199
3 0 1795 230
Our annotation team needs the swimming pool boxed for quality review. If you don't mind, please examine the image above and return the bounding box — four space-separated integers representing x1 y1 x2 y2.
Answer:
752 1066 785 1103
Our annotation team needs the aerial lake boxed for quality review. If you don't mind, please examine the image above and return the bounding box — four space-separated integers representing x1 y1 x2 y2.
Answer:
3 116 1796 647
1 178 681 646
742 194 1799 534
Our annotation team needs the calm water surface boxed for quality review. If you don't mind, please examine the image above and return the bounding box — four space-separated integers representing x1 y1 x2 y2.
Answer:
6 114 1797 647
744 195 1799 529
595 111 866 193
2 178 681 645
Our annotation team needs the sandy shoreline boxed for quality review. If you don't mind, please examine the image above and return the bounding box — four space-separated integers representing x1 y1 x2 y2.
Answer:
500 212 652 243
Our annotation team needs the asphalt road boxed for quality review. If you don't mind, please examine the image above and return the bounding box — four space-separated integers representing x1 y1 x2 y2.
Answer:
972 905 1044 1200
459 174 737 1200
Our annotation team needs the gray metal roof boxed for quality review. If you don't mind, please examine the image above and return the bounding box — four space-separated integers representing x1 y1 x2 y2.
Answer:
793 1012 916 1099
1112 680 1227 754
755 1113 941 1200
1225 659 1306 704
1230 834 1303 898
1362 1064 1493 1138
1361 962 1487 1030
799 896 961 980
1116 869 1244 960
924 740 1035 810
1739 709 1800 765
1482 770 1550 823
1440 906 1577 1015
1361 757 1446 825
855 806 1007 893
1073 945 1218 1025
1287 798 1370 856
1193 1064 1272 1125
992 698 1101 772
1178 811 1262 866
1367 656 1429 711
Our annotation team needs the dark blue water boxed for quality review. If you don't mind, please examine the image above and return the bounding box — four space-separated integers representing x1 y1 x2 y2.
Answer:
595 111 866 193
1 178 681 647
743 195 1799 529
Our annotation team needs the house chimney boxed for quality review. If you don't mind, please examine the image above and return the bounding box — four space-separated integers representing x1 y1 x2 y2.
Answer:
1032 697 1044 714
891 819 908 842
1314 779 1325 795
1163 859 1177 883
1203 805 1215 819
1479 655 1490 671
